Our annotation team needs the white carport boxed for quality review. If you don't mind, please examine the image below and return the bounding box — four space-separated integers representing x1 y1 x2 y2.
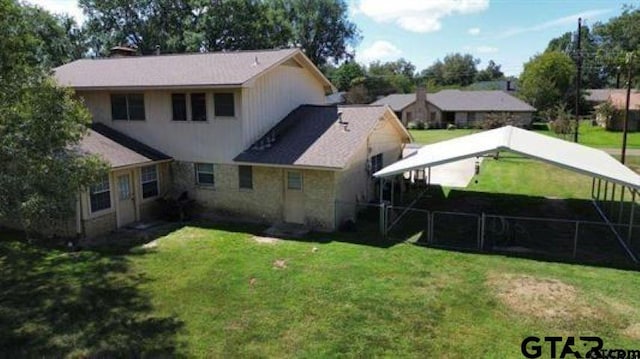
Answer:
374 126 640 262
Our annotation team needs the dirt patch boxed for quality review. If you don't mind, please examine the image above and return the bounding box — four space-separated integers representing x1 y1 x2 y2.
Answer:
252 236 279 244
488 273 598 321
272 259 287 269
622 323 640 340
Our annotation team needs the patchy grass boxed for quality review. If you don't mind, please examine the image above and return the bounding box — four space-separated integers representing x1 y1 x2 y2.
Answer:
3 224 640 357
409 122 640 149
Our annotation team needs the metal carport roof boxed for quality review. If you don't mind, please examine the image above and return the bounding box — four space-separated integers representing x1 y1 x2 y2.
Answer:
374 125 640 190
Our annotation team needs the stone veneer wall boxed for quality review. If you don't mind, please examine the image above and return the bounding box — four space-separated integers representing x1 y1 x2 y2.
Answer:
82 212 116 238
173 161 337 231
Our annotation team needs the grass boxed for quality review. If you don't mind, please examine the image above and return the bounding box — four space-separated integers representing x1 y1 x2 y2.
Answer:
409 121 640 149
467 156 594 199
2 225 640 357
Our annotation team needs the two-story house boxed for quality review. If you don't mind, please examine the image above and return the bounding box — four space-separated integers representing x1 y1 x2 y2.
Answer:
53 48 411 237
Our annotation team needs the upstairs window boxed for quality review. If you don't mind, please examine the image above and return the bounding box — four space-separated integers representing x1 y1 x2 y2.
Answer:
191 93 207 121
141 165 159 199
172 94 187 121
196 163 215 185
90 175 111 212
238 166 253 189
214 93 235 117
111 94 145 121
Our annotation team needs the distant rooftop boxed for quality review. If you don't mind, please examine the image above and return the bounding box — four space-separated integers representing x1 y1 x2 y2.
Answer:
372 90 535 112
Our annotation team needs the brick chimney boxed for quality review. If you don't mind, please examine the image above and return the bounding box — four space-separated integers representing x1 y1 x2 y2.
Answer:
415 85 427 125
109 45 138 57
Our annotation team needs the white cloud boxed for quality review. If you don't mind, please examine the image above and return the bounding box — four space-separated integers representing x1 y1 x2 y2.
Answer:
32 0 85 23
468 27 481 36
476 46 498 53
356 0 489 33
464 45 498 54
498 8 613 39
358 41 402 63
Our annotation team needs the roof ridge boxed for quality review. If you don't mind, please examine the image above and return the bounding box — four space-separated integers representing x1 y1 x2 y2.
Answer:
75 48 298 62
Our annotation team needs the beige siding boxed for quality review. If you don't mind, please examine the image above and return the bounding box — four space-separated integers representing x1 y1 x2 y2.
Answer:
80 90 244 164
335 113 407 226
242 64 326 146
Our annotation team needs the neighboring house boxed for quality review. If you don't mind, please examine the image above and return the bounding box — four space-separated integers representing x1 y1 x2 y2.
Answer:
50 48 409 236
372 89 536 128
585 89 627 105
596 91 640 132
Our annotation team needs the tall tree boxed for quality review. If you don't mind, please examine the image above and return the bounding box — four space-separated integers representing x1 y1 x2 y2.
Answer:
328 61 365 91
475 60 504 82
519 51 576 113
545 26 606 89
0 0 107 236
267 0 360 66
422 53 480 86
80 0 360 66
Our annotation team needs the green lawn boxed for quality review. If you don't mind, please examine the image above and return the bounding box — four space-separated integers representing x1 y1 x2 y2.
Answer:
2 225 640 357
409 122 640 149
467 156 594 199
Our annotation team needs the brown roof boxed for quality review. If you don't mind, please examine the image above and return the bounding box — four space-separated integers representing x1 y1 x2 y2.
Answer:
372 90 535 112
609 91 640 110
54 48 334 91
78 124 171 168
234 105 408 169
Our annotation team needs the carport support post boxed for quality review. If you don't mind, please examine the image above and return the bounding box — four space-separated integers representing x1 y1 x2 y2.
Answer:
379 177 386 237
480 213 486 251
618 186 626 224
628 190 636 244
610 184 617 218
573 221 579 259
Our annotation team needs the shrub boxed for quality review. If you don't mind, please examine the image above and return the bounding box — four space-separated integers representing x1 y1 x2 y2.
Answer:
477 112 515 129
407 121 425 130
446 124 457 130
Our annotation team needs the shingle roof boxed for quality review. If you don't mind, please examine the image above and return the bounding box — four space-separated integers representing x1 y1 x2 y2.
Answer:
610 91 640 110
427 90 536 112
372 90 536 112
371 94 416 111
78 124 171 168
234 105 400 169
54 48 331 89
585 89 625 103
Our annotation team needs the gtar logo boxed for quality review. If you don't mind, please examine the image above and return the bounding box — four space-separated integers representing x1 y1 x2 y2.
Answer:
521 336 603 358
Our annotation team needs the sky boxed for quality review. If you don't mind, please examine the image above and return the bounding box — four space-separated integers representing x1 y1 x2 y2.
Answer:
36 0 632 76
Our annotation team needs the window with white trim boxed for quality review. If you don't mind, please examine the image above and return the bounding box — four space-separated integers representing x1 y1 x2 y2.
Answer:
238 165 253 189
141 165 159 198
196 163 214 185
287 171 302 191
191 93 207 121
90 175 111 212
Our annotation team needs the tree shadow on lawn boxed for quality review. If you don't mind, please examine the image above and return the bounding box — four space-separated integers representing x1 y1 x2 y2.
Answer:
0 229 184 357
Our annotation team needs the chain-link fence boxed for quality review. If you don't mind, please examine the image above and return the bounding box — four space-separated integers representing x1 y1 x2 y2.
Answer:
335 200 640 268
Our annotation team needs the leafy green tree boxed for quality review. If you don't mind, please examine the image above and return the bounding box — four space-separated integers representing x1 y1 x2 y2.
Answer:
545 26 606 89
0 0 108 236
475 60 504 82
328 61 365 91
267 0 360 66
421 53 480 86
519 51 576 113
368 59 416 93
80 0 360 66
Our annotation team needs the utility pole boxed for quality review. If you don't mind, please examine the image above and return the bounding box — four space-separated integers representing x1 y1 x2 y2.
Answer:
621 52 634 164
574 18 582 143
